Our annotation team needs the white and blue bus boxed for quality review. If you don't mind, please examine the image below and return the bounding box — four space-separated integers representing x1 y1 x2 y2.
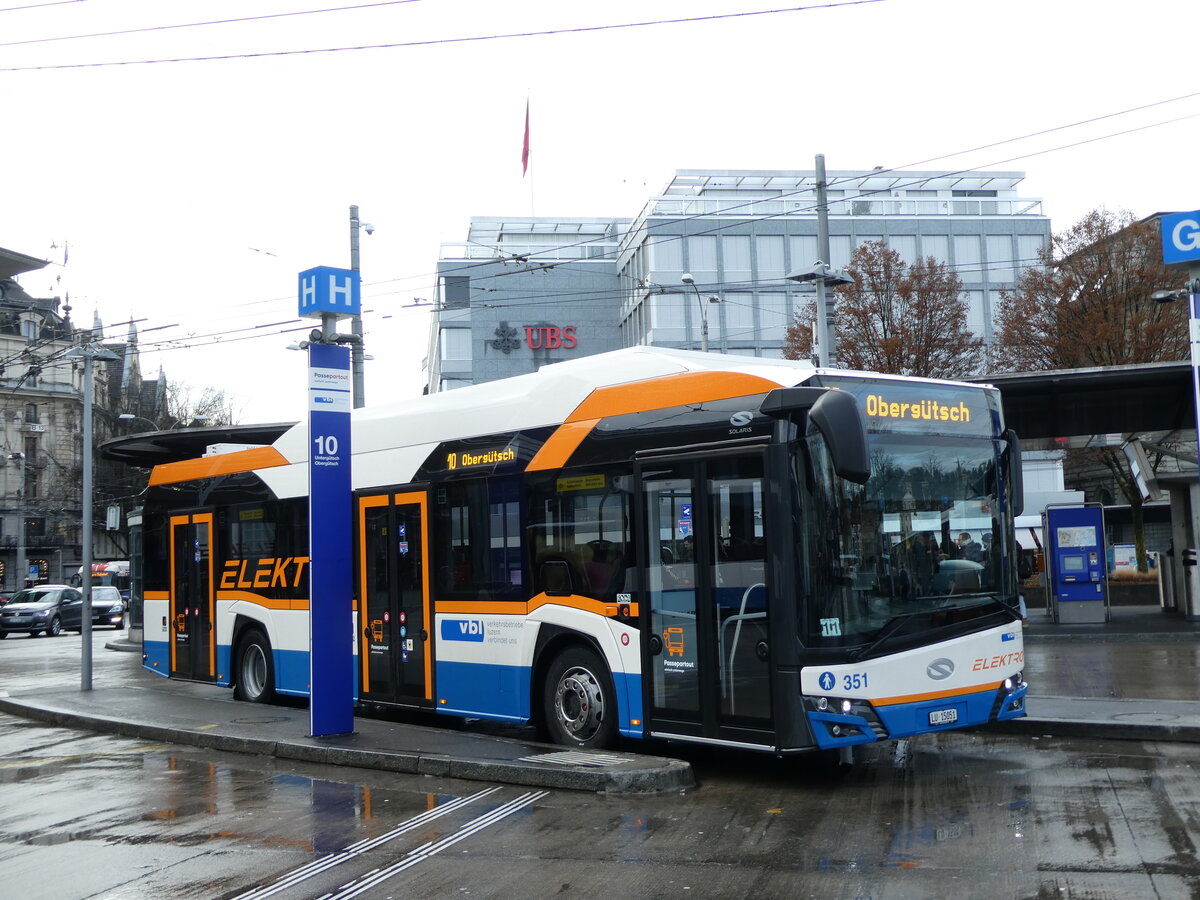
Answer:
140 348 1027 754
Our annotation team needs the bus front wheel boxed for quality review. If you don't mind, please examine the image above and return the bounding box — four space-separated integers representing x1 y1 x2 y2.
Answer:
234 629 276 703
543 646 617 750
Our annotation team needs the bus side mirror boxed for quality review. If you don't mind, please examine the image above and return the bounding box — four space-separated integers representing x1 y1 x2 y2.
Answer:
810 390 870 485
761 387 870 485
1004 429 1024 517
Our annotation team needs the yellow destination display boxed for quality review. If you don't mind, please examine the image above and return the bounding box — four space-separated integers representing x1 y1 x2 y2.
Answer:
865 394 971 424
446 446 516 470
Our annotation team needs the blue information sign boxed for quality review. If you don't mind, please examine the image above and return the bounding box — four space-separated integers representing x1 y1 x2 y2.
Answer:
1162 211 1200 266
307 341 355 736
298 266 362 319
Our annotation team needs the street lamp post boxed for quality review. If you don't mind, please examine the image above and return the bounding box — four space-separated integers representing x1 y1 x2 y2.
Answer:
9 452 24 592
65 338 119 692
785 261 853 367
680 274 721 352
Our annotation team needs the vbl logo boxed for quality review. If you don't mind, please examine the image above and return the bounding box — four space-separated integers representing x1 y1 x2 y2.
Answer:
441 618 485 642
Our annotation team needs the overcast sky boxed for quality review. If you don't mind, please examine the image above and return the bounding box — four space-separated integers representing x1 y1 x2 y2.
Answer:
2 0 1196 425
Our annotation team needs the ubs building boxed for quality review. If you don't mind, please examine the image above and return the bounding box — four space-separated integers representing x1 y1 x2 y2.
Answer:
424 169 1050 393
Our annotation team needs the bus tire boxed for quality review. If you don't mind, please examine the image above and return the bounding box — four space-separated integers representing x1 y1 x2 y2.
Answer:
234 629 276 703
542 645 617 750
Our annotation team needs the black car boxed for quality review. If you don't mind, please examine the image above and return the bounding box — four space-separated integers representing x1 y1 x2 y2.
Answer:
80 586 126 630
0 585 82 638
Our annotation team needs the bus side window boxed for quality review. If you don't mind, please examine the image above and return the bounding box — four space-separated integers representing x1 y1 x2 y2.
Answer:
526 468 633 602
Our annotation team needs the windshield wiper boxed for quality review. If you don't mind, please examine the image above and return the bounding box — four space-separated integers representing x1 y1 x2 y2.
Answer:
849 612 922 662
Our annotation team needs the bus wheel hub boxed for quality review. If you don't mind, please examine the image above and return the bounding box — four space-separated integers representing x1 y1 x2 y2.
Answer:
555 666 604 739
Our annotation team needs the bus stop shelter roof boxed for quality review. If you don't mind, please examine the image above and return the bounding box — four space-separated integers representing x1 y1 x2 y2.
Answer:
99 423 296 468
973 361 1195 442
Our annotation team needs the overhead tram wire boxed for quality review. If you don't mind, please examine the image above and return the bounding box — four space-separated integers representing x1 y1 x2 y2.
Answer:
0 0 89 11
421 92 1200 281
0 0 429 49
0 1 886 70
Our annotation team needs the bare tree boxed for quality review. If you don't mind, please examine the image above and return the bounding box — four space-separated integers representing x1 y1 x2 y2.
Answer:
993 209 1187 371
164 382 240 427
994 209 1189 571
784 241 983 379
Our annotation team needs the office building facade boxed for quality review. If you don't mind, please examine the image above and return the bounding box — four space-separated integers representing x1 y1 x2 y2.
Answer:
425 169 1050 392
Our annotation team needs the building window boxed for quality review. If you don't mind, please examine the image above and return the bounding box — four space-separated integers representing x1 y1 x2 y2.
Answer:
442 276 470 310
20 319 38 343
441 328 471 361
24 404 37 424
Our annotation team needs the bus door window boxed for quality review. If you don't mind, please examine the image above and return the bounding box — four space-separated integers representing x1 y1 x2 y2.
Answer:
361 499 394 698
643 475 700 720
709 459 770 722
169 513 213 681
358 492 431 705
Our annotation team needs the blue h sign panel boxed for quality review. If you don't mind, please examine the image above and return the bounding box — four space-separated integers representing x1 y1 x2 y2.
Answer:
299 266 362 319
308 342 355 736
1162 211 1200 266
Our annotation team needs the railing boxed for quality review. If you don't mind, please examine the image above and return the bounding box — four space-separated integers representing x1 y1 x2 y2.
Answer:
440 241 620 261
641 196 1044 218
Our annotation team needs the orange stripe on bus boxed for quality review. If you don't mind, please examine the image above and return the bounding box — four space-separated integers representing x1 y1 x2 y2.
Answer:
216 590 310 611
436 594 635 618
526 371 780 472
872 682 1002 707
150 446 290 487
525 419 599 472
566 371 780 423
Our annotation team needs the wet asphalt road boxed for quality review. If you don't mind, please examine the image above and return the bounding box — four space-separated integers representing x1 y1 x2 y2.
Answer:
1 631 1199 899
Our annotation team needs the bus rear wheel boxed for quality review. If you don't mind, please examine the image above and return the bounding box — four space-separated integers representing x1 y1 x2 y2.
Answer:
234 629 276 703
543 646 617 750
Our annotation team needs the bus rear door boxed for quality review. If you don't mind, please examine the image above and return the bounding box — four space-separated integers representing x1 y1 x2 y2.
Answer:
169 513 215 682
638 454 773 748
356 489 433 707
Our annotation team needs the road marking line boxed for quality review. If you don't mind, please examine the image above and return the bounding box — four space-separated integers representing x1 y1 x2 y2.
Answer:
327 790 549 899
232 787 502 900
0 743 174 769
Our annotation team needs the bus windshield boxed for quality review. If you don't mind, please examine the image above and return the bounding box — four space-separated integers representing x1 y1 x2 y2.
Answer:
796 430 1013 649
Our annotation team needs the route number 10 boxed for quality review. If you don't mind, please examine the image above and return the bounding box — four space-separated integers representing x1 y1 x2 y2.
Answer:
314 434 339 456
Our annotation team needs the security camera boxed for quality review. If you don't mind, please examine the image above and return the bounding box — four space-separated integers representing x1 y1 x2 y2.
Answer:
363 223 375 236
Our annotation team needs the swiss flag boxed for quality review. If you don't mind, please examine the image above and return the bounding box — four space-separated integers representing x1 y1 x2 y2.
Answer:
521 100 530 176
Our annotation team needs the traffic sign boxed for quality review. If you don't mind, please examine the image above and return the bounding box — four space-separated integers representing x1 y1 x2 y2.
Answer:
298 266 361 319
1162 211 1200 266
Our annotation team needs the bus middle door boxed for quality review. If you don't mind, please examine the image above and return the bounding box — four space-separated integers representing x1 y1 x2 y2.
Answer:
357 490 433 707
169 512 215 682
639 454 773 747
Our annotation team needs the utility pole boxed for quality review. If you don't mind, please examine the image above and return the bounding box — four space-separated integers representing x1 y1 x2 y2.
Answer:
65 337 118 691
349 205 368 408
11 451 25 591
814 154 836 366
784 155 852 367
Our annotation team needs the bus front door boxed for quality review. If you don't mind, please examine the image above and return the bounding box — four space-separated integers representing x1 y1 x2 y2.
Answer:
357 490 433 707
640 455 773 747
169 513 215 682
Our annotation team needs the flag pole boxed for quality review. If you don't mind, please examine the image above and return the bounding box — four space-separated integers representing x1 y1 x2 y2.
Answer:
522 96 534 216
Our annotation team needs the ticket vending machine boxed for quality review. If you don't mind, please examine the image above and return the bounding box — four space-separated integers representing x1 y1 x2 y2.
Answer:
1043 503 1108 624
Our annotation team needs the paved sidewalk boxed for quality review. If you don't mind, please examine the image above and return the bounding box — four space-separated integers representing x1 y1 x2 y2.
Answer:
1 604 1197 793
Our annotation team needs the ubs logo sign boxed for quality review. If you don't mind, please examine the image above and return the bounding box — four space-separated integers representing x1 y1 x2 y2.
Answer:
489 321 579 354
525 325 577 350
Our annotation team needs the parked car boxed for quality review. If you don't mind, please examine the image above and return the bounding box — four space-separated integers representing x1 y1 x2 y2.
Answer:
0 585 81 638
80 586 126 630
